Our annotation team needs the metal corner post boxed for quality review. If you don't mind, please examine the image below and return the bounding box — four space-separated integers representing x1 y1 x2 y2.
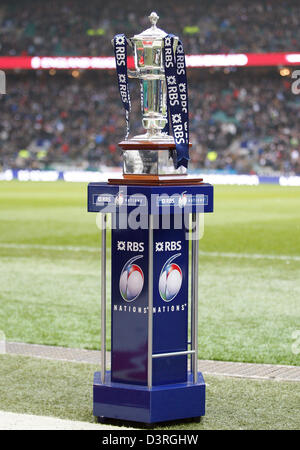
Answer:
147 214 154 389
101 213 107 384
191 212 199 383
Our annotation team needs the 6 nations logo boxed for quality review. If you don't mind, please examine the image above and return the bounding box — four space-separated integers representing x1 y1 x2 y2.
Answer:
159 254 183 302
119 255 144 302
118 243 184 305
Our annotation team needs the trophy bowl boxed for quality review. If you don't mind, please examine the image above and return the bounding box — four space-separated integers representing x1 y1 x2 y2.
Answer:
128 12 178 142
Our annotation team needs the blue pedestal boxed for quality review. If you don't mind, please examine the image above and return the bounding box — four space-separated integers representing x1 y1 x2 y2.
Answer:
88 182 213 424
93 371 205 424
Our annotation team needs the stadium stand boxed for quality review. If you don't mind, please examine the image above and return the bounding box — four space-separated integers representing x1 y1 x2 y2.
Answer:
0 0 299 175
0 0 299 56
1 70 299 175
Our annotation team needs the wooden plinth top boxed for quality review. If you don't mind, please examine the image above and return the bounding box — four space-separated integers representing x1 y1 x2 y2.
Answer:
119 140 192 150
108 175 203 186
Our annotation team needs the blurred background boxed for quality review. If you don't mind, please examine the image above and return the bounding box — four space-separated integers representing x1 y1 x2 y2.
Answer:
0 2 300 414
0 0 300 177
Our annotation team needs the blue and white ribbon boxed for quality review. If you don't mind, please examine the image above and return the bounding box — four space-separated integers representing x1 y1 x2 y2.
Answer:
113 34 131 139
163 34 189 169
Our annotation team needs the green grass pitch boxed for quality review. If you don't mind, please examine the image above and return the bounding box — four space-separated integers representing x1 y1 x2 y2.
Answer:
0 180 300 366
0 354 299 430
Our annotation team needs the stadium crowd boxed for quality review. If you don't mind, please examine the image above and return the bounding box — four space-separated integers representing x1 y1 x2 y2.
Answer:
0 0 300 175
0 0 299 56
1 71 299 175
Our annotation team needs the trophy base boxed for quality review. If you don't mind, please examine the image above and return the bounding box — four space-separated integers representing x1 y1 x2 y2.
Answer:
118 139 193 180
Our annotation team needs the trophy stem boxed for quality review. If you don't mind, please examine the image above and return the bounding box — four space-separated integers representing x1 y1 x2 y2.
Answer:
140 78 167 134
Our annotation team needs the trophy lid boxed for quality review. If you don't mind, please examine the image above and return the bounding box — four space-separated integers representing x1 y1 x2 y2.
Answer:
131 12 167 41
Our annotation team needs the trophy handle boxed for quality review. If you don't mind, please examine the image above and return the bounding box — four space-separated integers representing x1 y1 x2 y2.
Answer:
128 69 139 79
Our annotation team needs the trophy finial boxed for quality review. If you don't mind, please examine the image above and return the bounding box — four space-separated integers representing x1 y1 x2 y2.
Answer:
149 11 159 28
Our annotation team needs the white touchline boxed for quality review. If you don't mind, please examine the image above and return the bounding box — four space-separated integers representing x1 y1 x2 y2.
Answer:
0 242 299 262
0 410 125 430
198 250 300 262
0 243 99 253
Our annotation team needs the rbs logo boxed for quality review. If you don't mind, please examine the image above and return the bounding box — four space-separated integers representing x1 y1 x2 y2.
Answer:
117 241 144 252
155 241 182 252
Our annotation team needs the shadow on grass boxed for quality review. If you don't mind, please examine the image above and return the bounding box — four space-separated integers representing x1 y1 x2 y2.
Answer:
95 415 202 430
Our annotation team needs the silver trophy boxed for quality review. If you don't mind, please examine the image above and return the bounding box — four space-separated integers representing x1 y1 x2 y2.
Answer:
129 12 177 142
112 12 188 181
